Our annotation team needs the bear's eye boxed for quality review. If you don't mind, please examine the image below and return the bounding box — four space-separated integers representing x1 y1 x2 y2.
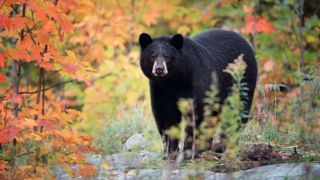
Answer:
163 55 170 59
150 55 157 59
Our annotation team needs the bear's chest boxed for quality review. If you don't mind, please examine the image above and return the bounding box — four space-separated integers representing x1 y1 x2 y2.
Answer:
160 81 193 98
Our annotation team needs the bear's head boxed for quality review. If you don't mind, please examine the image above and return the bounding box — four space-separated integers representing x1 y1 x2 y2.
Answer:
138 33 183 81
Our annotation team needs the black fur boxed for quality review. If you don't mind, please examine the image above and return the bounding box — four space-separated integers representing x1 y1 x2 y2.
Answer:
139 29 258 153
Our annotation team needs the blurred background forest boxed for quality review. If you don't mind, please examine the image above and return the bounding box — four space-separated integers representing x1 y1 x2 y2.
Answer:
0 0 319 178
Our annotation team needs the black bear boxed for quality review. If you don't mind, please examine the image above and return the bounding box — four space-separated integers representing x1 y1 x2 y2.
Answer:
138 29 257 156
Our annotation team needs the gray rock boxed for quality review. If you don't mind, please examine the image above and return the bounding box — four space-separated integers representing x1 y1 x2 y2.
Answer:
123 134 146 151
55 152 320 180
106 151 154 169
228 163 320 180
116 163 320 180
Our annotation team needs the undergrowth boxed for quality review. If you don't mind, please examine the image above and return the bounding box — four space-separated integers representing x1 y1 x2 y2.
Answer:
94 60 320 171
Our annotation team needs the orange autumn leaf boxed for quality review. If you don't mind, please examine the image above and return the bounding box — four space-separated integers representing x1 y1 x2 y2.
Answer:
243 5 253 14
2 0 25 6
21 118 38 129
0 161 9 171
144 8 160 26
27 1 48 22
4 47 19 60
39 62 54 71
59 14 73 32
47 5 59 20
263 59 275 72
50 139 61 149
0 126 21 143
31 46 42 62
16 51 32 62
16 36 33 51
10 16 33 30
42 21 56 34
0 53 4 67
242 15 275 34
0 73 6 83
43 53 51 62
0 15 11 29
77 164 97 178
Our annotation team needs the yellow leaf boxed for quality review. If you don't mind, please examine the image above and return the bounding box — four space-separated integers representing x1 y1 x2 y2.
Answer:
306 35 317 43
66 50 76 60
100 162 111 169
177 26 190 36
60 162 76 178
4 47 18 60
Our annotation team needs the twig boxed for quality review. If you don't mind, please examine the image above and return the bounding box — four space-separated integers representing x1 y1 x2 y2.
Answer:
296 0 305 67
15 151 34 158
20 79 74 95
34 45 47 122
25 24 37 45
12 61 21 118
19 72 112 95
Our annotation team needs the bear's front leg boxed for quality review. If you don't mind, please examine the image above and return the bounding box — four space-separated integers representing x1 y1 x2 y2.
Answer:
150 82 182 156
184 97 205 156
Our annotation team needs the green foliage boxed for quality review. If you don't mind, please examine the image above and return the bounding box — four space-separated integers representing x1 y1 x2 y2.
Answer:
297 65 320 101
95 107 162 154
261 121 279 142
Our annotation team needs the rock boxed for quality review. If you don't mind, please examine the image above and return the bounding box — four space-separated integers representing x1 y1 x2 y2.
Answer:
106 151 156 169
123 133 146 151
55 152 320 180
229 163 320 180
118 163 320 180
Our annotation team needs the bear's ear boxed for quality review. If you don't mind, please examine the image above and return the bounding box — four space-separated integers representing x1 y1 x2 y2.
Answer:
139 33 152 49
170 34 183 50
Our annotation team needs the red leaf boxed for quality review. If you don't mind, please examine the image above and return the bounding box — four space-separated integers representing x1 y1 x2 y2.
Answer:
0 15 10 29
10 16 33 29
16 36 33 51
39 62 54 71
31 46 42 62
16 51 32 62
42 21 56 34
47 5 60 20
43 52 51 62
59 14 73 32
0 53 4 67
0 73 6 83
36 7 48 22
63 63 78 74
242 15 275 34
12 94 23 105
37 119 56 130
0 126 21 143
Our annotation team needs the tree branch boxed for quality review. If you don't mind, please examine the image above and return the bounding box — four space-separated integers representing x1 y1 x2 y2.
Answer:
19 80 74 95
19 73 112 95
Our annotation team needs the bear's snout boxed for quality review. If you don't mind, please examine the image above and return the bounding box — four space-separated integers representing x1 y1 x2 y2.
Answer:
152 57 168 77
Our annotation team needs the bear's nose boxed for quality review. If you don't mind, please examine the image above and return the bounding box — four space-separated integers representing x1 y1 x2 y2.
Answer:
155 67 164 74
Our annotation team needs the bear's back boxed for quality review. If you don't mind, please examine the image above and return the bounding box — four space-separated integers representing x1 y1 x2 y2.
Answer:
190 29 256 73
189 29 257 107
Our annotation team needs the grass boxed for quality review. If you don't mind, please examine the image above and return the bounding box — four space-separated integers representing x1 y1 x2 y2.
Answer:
94 106 163 154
